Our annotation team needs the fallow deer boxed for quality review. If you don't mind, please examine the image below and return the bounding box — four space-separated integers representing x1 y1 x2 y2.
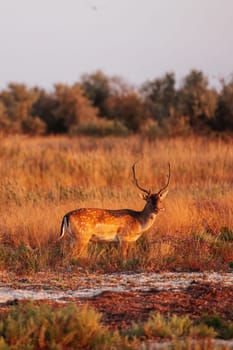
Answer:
59 162 170 260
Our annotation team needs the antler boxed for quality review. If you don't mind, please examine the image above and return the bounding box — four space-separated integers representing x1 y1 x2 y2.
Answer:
157 162 171 195
132 161 151 195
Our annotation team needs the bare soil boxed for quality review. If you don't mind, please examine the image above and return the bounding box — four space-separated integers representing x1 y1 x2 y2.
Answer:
80 282 233 329
0 271 232 330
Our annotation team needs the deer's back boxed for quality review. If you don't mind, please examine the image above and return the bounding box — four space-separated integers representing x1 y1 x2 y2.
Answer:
68 207 141 225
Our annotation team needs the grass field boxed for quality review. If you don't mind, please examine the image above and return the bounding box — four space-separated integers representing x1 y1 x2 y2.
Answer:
0 134 233 272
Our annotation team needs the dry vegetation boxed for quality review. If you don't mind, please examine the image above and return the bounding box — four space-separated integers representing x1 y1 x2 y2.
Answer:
0 134 233 272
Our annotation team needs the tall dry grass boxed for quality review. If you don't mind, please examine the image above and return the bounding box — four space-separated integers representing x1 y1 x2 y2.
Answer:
0 134 233 271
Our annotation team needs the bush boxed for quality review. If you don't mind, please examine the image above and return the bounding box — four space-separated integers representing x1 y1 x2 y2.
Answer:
128 313 216 340
200 314 233 339
0 303 127 350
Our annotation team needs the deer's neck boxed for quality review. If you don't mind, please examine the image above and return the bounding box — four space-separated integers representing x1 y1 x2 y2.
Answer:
138 203 157 231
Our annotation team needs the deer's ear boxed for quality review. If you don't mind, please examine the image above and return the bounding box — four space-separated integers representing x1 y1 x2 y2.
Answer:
140 193 148 201
159 189 168 201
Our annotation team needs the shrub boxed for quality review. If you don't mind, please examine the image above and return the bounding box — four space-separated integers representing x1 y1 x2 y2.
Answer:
128 313 216 340
0 303 129 349
200 314 233 340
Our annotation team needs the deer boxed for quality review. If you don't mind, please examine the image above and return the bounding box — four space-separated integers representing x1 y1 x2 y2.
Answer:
59 162 170 260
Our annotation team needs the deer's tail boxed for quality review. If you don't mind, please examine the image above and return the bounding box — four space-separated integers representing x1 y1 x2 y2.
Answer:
58 215 69 241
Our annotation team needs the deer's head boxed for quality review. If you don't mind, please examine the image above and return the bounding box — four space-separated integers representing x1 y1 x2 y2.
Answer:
132 162 170 214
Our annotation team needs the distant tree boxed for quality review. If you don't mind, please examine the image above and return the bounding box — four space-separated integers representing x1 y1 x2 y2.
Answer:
54 84 98 129
108 75 132 96
32 90 59 133
0 83 39 120
141 72 177 124
105 92 145 132
33 84 98 134
0 101 10 131
0 83 40 132
80 70 111 117
213 78 233 131
178 70 218 129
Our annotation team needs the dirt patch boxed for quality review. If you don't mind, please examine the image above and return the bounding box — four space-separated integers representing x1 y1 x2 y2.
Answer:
75 282 233 329
0 271 232 330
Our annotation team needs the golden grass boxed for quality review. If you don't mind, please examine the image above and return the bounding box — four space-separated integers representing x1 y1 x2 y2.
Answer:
0 134 233 271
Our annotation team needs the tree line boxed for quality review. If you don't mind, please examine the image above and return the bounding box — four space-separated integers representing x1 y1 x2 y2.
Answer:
0 69 232 137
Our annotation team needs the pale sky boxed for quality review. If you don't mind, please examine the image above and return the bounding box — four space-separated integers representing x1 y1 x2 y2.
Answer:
0 0 232 89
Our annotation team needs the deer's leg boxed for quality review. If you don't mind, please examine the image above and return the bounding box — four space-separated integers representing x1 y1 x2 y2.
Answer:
72 236 90 259
119 240 129 262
